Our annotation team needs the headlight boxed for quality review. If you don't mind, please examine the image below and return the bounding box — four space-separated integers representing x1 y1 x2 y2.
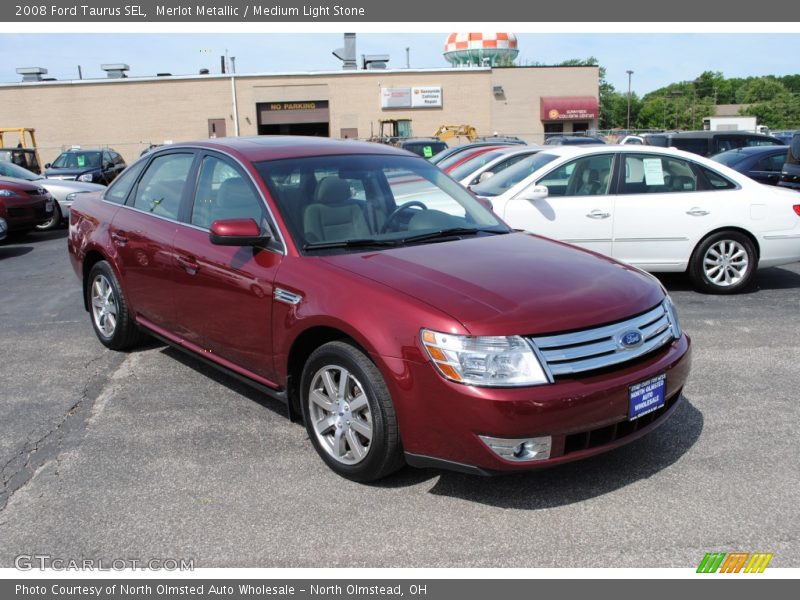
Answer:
66 192 78 201
0 189 15 197
663 296 682 339
78 173 94 182
421 329 550 387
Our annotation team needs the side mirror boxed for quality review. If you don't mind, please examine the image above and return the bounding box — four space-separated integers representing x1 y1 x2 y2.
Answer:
44 163 51 169
478 171 495 183
209 218 271 247
516 185 549 202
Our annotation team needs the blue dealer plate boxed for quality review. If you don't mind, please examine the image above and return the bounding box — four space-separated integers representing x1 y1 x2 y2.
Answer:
628 374 666 421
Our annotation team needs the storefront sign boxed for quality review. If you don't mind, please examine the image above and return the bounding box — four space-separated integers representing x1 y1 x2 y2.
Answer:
541 96 598 121
382 86 443 109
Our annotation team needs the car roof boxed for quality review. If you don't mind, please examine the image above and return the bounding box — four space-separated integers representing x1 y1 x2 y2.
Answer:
153 136 411 162
715 145 788 156
664 130 782 141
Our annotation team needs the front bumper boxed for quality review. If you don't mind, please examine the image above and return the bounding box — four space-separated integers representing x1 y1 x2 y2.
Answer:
383 334 691 473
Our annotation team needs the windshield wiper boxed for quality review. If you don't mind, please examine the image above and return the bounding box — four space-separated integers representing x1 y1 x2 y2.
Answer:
399 227 509 245
303 238 401 251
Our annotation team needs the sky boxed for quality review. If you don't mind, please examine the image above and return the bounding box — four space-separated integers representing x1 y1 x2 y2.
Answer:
0 33 799 95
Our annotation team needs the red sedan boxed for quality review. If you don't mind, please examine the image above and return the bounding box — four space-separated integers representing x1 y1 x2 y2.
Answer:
0 176 55 233
68 137 690 481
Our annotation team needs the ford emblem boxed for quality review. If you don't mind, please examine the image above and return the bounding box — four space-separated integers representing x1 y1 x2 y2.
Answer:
619 330 643 349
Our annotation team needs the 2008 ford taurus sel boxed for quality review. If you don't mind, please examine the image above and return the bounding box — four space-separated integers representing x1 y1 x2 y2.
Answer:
68 137 691 481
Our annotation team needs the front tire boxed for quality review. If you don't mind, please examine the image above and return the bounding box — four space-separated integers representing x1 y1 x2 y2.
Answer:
300 341 404 482
36 203 62 231
86 260 146 350
688 231 757 294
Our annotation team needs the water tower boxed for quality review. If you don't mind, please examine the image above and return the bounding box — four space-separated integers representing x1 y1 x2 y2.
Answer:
443 33 519 67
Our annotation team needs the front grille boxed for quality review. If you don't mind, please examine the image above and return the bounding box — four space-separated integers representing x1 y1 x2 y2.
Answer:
7 207 31 218
530 301 676 378
562 389 681 456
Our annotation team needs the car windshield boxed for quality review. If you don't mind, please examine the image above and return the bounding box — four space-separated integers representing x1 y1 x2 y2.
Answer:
447 149 508 181
256 154 509 254
51 151 102 169
711 149 750 167
471 152 559 197
0 160 40 181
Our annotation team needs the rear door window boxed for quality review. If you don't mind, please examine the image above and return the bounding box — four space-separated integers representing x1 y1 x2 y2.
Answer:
620 154 699 194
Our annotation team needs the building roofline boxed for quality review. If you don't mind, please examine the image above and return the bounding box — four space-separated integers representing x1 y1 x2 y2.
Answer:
0 64 598 89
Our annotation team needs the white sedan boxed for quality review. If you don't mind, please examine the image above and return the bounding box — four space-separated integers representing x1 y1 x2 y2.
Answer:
471 145 800 293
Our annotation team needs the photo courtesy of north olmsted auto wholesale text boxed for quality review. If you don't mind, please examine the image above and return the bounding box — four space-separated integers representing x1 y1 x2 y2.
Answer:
0 1 799 598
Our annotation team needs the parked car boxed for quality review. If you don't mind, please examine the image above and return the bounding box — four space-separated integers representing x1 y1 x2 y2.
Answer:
472 144 800 294
397 138 449 158
779 133 800 191
0 176 55 233
438 145 507 173
68 137 691 481
455 145 545 187
618 135 645 145
45 148 126 185
644 131 784 157
0 160 105 230
429 140 524 165
710 146 789 185
544 135 607 146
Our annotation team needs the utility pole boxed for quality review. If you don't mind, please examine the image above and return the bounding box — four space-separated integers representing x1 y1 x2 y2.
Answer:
626 70 634 130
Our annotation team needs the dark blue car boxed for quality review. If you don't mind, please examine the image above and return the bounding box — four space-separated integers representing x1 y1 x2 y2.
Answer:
711 145 789 186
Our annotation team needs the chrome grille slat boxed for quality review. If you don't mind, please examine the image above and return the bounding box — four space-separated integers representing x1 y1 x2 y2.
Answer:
533 303 666 348
530 301 676 377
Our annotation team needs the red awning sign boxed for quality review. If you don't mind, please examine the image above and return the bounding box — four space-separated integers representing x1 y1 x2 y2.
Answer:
541 96 599 121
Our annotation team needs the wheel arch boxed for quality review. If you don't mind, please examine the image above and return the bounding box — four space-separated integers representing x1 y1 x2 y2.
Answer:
691 226 761 265
285 325 372 421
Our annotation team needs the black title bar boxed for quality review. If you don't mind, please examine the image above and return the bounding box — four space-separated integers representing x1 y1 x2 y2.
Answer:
3 0 800 22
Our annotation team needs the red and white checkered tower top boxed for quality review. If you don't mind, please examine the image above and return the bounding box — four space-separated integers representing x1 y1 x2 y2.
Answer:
443 33 519 67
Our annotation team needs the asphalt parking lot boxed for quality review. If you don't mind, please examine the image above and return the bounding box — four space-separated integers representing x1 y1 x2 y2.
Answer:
0 229 798 569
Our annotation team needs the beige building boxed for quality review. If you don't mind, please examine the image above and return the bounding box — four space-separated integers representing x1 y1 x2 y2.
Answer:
0 65 599 164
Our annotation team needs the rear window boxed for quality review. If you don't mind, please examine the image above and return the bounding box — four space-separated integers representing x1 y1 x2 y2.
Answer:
712 149 750 168
402 142 447 158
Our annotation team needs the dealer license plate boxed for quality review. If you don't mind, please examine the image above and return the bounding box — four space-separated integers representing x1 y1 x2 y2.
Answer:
628 373 666 421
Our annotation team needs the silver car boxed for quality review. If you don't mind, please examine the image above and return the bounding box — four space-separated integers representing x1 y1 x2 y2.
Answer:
0 160 105 230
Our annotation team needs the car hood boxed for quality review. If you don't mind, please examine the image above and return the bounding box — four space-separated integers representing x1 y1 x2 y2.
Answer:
321 232 665 336
44 167 97 177
41 178 105 192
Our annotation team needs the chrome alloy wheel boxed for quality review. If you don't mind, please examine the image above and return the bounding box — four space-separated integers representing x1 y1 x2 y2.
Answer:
90 274 118 337
308 365 373 465
703 239 750 287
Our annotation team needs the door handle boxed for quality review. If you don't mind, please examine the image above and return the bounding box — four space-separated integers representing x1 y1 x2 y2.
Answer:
586 209 611 219
176 255 199 275
686 208 710 216
110 231 128 246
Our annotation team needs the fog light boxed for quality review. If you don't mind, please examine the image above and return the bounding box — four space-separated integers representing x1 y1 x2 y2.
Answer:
479 435 552 462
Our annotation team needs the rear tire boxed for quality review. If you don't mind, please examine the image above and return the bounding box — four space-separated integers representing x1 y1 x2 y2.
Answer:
688 231 756 294
300 341 404 482
86 260 146 350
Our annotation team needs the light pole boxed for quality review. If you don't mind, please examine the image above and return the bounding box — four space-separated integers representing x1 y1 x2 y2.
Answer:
669 91 683 130
626 70 634 130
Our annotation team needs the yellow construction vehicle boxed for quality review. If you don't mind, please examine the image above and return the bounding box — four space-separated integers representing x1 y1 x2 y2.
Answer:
369 119 413 145
0 128 43 174
434 124 478 142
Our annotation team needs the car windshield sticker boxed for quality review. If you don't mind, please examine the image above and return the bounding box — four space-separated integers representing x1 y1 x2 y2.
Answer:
423 146 433 158
77 155 86 168
643 158 665 186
